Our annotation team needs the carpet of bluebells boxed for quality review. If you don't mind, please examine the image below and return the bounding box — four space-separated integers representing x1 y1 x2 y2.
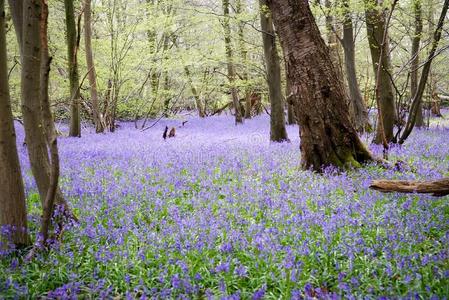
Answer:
1 113 449 299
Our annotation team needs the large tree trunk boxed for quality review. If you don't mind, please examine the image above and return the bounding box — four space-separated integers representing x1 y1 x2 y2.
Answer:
342 0 370 132
84 0 103 133
365 0 397 143
267 0 373 171
65 0 81 137
259 0 288 142
411 0 423 128
222 0 243 124
0 0 30 247
10 0 70 213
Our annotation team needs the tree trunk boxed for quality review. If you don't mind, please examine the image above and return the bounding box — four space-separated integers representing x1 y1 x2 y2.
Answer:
0 0 30 247
428 2 441 118
370 179 449 197
10 0 70 213
324 0 344 80
84 0 103 133
65 0 81 137
184 66 205 118
259 0 288 142
39 0 60 244
222 0 243 124
236 0 251 119
267 0 374 171
8 0 22 55
342 0 370 132
431 92 441 117
365 0 397 143
411 0 423 128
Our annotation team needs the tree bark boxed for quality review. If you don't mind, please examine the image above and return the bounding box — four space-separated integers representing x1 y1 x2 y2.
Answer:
0 0 30 247
222 0 243 124
411 0 423 127
39 0 60 244
342 0 370 132
370 179 449 197
286 78 296 125
65 0 81 137
267 0 373 171
365 0 397 143
259 0 288 142
84 0 103 133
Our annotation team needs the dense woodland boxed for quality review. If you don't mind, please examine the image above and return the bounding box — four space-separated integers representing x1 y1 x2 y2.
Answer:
3 1 449 129
1 0 449 298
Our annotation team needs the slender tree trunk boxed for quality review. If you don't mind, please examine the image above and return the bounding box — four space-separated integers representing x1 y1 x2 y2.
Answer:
428 1 441 118
8 0 22 55
365 0 397 143
84 0 103 133
39 0 59 244
267 0 373 171
259 0 288 142
65 0 81 137
411 0 423 127
342 0 370 132
10 0 70 213
0 0 30 247
236 0 251 119
222 0 243 124
324 0 344 78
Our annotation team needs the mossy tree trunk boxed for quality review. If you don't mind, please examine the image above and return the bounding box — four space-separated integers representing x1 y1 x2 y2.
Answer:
267 0 374 171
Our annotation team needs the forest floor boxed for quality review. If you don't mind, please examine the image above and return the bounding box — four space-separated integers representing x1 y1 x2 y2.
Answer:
1 113 449 299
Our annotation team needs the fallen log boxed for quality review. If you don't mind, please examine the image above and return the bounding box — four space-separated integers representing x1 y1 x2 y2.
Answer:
370 179 449 197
